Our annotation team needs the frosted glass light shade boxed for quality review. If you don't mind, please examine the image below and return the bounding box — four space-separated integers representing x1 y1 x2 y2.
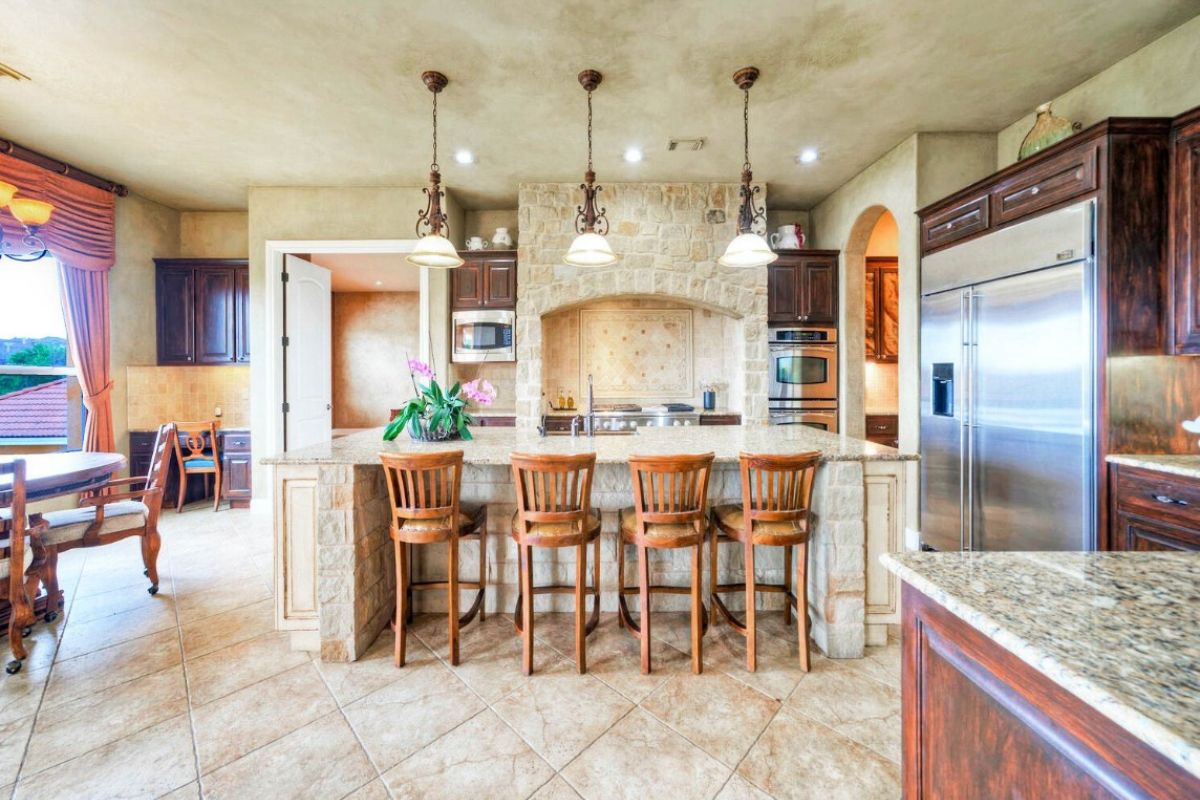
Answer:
0 181 16 208
563 231 617 267
8 198 54 227
718 232 778 268
406 234 464 269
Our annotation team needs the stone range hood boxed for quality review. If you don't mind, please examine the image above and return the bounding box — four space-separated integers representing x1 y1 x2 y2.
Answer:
514 182 770 426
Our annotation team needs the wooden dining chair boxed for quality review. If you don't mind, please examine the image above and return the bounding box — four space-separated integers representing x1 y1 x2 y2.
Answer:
36 423 175 602
380 451 486 667
710 451 821 672
511 452 601 675
618 453 714 674
173 420 222 512
0 460 46 674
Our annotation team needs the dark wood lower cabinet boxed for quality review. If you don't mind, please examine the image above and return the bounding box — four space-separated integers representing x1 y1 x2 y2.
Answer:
130 429 251 509
1109 464 1200 551
699 414 741 425
902 584 1199 799
865 414 899 448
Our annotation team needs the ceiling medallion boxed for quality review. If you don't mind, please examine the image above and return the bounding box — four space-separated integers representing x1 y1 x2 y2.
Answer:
718 66 778 269
407 70 464 269
563 69 617 268
0 180 54 262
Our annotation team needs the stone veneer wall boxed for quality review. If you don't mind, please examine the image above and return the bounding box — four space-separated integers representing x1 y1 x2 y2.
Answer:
315 458 868 661
515 182 770 427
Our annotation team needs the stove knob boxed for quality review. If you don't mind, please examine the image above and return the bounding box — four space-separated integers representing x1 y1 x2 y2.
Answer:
673 420 682 426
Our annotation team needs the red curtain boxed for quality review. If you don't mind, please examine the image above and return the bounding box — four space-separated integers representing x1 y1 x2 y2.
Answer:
1 151 116 452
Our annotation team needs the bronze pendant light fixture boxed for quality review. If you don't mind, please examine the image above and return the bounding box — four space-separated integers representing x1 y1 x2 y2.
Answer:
719 66 778 268
407 70 464 269
563 69 617 267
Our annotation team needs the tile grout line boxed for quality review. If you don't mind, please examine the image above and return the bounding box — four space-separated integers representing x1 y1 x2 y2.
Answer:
164 532 209 798
309 656 395 800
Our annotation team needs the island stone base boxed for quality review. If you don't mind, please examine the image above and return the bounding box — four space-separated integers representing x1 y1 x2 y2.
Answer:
275 458 905 662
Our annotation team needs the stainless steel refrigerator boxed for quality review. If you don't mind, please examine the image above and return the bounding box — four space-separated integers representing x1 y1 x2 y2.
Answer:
920 200 1097 552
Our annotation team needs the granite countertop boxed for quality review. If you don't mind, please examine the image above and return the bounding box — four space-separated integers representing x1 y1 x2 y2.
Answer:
1106 454 1200 481
263 424 917 466
883 551 1200 778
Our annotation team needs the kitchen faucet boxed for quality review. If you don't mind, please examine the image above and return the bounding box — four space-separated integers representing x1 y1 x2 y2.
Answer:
584 373 596 437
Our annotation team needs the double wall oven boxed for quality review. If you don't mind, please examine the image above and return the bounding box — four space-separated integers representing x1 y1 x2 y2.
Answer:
768 326 839 432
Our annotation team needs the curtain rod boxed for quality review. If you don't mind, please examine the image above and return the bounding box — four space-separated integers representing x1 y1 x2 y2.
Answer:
0 137 129 197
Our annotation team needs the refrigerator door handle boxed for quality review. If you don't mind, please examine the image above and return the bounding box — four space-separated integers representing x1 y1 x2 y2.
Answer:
964 289 978 551
959 289 970 551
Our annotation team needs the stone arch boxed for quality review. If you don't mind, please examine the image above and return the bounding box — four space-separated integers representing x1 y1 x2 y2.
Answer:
840 204 897 439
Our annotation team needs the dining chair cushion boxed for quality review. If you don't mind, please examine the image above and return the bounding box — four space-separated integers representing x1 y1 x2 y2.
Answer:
711 504 808 540
182 458 216 470
618 506 701 543
39 500 149 545
0 537 35 580
396 504 485 535
510 508 601 540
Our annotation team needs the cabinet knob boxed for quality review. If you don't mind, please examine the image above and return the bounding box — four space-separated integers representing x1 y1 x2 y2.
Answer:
1154 494 1189 506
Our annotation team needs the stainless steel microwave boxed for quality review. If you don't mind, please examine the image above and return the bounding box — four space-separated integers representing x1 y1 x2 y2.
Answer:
452 310 515 363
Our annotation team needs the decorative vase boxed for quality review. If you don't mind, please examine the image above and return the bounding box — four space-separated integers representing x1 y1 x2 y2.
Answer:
492 227 514 248
1018 102 1077 161
409 419 462 442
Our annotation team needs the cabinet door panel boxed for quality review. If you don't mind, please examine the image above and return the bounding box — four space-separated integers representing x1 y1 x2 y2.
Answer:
235 267 251 363
483 258 517 307
194 268 237 363
1115 511 1200 551
1172 114 1200 353
156 267 195 365
451 263 484 309
879 268 900 361
768 264 798 322
799 259 837 324
864 268 877 358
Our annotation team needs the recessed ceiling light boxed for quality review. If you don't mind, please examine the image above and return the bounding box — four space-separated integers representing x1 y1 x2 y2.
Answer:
374 280 383 286
454 149 475 165
797 148 819 164
623 147 643 163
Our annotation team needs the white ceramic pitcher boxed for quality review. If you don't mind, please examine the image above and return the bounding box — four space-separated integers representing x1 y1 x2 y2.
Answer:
769 224 803 250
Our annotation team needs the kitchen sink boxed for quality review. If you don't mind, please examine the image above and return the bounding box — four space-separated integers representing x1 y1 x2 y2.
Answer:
540 429 638 436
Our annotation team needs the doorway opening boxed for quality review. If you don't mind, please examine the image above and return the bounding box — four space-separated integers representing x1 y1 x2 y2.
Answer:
863 211 899 446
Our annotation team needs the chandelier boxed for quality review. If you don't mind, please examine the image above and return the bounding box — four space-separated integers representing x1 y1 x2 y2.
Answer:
563 69 617 267
0 180 54 262
718 67 777 268
406 71 464 269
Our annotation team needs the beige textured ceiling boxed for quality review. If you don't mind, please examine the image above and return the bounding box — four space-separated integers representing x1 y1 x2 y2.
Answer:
1 1 1195 211
311 253 422 293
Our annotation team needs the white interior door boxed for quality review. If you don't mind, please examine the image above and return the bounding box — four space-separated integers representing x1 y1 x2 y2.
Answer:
284 254 332 450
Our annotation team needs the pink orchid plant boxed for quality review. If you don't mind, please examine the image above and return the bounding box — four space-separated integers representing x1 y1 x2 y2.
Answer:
384 356 498 442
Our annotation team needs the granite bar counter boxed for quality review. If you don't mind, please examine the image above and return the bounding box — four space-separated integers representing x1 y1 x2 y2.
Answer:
266 425 916 662
884 551 1200 797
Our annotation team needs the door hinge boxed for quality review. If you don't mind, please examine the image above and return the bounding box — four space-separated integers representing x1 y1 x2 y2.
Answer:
281 402 290 413
281 271 289 283
281 336 289 347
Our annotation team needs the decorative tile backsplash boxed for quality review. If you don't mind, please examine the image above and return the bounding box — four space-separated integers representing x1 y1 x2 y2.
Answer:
580 308 693 399
126 366 250 430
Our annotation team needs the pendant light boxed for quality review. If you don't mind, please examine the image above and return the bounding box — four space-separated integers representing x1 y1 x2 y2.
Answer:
0 179 55 262
718 67 778 268
563 69 617 267
406 70 464 269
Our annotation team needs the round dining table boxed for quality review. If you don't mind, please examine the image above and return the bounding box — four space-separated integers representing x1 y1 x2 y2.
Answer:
0 451 126 505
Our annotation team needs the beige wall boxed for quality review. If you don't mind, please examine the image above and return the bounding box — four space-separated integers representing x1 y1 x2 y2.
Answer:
110 193 180 467
865 211 898 257
463 209 517 245
180 211 248 258
996 14 1200 168
331 292 420 428
126 365 250 429
247 186 463 494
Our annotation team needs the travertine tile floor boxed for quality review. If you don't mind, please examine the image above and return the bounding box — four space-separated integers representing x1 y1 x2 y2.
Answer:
0 505 901 799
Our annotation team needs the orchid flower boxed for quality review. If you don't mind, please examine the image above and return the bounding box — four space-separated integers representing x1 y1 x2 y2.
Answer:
462 378 497 406
407 358 435 382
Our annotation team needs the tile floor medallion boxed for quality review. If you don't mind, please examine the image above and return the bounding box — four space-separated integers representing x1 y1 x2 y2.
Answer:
0 503 901 799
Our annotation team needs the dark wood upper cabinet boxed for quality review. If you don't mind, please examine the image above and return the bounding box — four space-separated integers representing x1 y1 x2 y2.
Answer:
235 267 251 363
450 251 517 310
865 257 899 362
1170 107 1200 354
154 259 250 366
767 250 840 325
155 266 196 365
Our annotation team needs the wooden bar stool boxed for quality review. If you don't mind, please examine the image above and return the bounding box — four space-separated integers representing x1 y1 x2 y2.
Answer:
379 451 486 667
510 453 601 675
710 451 820 672
173 420 222 512
618 453 714 674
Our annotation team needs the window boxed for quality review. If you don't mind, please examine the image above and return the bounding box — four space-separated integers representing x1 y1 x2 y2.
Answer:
0 257 81 447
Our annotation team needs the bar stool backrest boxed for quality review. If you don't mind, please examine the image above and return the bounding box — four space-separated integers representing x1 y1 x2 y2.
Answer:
511 452 597 532
739 451 821 529
628 453 715 529
379 450 465 527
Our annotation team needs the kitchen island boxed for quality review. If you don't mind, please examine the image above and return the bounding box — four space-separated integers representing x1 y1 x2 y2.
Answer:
884 551 1199 798
266 425 915 662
